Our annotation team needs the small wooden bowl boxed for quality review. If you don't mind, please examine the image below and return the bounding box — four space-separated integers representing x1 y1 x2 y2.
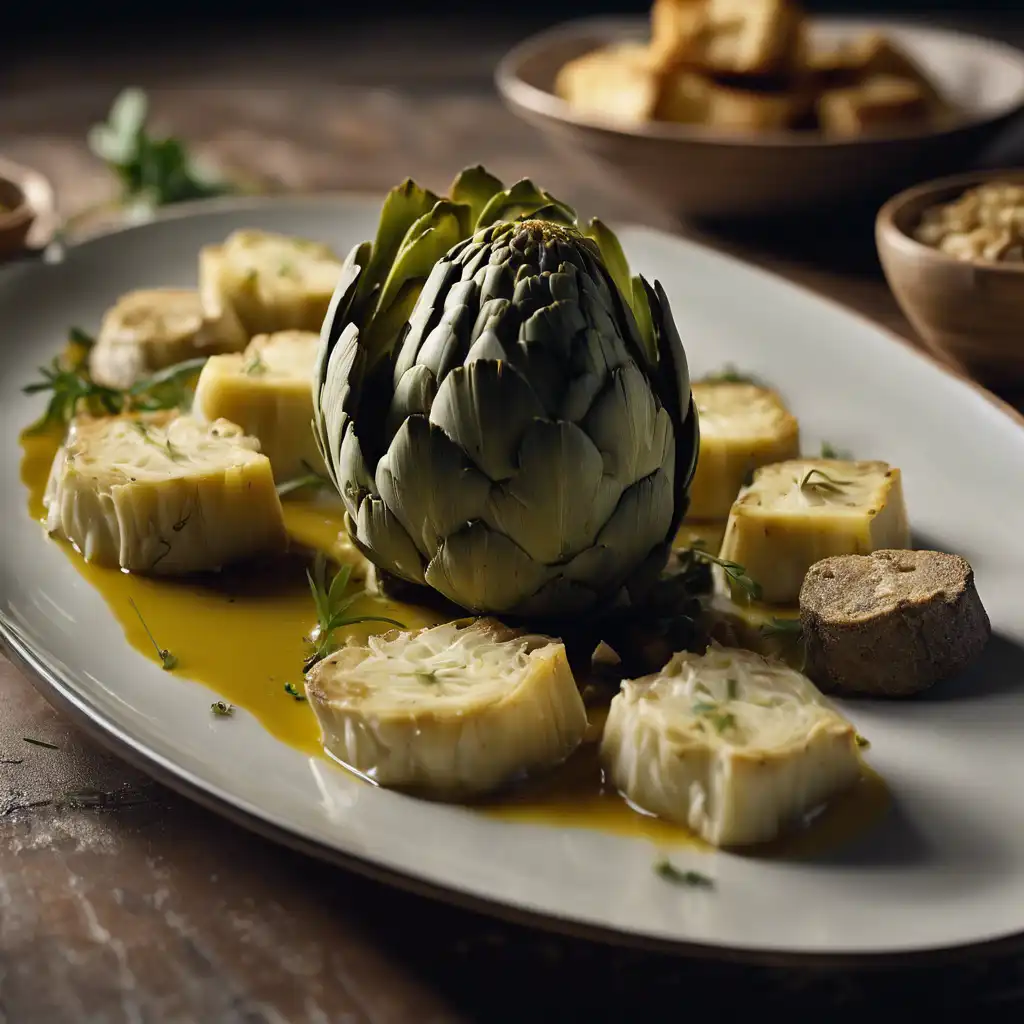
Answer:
876 169 1024 386
0 157 57 261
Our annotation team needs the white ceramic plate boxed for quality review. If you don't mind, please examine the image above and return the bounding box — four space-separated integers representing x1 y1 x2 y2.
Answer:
3 196 1024 963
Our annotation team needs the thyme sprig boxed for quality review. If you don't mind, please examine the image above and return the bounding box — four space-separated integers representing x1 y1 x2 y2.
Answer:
820 441 852 460
654 858 715 888
23 338 206 435
304 554 404 672
690 549 762 601
799 467 849 497
128 598 178 670
276 461 333 498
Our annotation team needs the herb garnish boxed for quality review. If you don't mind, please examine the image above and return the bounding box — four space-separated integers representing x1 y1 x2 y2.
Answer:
654 858 715 888
856 734 870 748
23 349 207 434
690 549 762 600
87 88 236 218
760 617 802 638
128 598 178 670
243 351 268 377
23 737 60 750
284 682 306 701
799 467 849 497
701 363 768 388
820 441 852 460
304 553 405 672
276 461 333 498
211 701 235 717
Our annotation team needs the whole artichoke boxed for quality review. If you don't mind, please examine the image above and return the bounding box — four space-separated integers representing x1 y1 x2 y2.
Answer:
312 167 699 619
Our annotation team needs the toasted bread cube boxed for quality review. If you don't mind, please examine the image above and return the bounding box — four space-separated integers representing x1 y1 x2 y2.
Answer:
654 68 711 122
818 75 930 136
193 329 326 482
717 459 911 605
650 0 708 71
686 381 801 521
89 288 247 390
555 43 659 124
705 82 804 131
701 0 802 75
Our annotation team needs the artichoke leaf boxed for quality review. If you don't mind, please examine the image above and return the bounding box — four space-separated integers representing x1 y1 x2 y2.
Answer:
425 521 550 614
322 323 365 482
520 299 587 362
513 577 599 619
393 259 463 383
415 300 478 383
357 179 441 308
560 327 618 423
376 415 490 557
428 359 545 482
485 419 621 564
449 165 505 234
314 242 370 406
355 495 427 585
388 364 438 434
338 421 376 520
583 362 666 483
372 201 467 350
475 179 576 231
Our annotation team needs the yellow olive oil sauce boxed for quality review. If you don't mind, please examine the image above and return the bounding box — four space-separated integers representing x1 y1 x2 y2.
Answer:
21 430 888 859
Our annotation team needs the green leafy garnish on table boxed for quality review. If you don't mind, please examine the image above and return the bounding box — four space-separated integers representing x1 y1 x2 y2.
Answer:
654 858 715 888
303 554 405 672
87 87 236 218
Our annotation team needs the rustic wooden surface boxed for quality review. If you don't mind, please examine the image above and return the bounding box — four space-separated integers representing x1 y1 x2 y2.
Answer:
3 15 1024 1022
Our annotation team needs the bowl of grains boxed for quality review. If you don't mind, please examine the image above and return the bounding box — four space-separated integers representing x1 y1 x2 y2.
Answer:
877 168 1024 386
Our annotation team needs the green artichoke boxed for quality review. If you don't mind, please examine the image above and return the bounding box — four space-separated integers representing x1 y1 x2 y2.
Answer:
312 167 699 619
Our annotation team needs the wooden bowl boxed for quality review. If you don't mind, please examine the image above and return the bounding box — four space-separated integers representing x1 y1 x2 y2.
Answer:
876 168 1024 386
0 157 57 261
496 16 1024 221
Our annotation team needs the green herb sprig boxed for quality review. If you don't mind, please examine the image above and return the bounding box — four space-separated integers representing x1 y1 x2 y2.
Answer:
654 858 715 888
690 549 762 601
701 363 770 388
276 461 333 498
23 347 207 435
820 441 853 460
211 701 235 717
760 617 802 638
284 682 306 701
88 88 236 217
799 467 849 496
304 554 405 672
128 598 178 670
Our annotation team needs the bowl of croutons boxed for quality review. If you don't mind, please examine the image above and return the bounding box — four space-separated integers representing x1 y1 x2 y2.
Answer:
495 1 1024 219
876 169 1024 387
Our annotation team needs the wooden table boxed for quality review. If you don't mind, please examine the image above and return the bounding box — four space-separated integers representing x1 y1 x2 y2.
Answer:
3 15 1024 1021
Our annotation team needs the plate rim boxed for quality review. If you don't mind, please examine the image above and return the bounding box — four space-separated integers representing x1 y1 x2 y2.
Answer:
5 192 1024 966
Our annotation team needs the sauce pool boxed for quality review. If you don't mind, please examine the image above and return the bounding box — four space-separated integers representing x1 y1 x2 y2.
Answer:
20 430 889 859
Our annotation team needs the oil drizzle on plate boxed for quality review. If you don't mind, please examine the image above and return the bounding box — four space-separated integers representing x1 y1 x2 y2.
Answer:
21 430 889 858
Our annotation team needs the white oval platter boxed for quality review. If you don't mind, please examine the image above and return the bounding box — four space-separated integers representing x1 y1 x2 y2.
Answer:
1 195 1023 963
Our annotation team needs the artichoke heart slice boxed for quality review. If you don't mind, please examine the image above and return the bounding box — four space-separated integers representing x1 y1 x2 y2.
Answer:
686 380 800 521
43 411 287 574
600 643 861 847
193 329 326 482
718 459 911 605
305 618 588 798
203 230 343 336
89 287 248 389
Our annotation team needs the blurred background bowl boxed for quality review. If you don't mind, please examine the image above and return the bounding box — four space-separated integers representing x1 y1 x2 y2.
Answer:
496 16 1024 221
0 157 58 261
876 167 1024 387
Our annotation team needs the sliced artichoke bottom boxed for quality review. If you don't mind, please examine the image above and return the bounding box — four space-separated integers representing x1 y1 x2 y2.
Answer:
43 411 288 575
305 618 589 798
600 644 862 847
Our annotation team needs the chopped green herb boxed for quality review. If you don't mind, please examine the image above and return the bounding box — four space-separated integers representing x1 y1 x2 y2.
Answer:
820 441 852 460
726 677 739 701
284 681 306 701
128 598 178 670
68 327 96 349
856 734 870 748
708 710 737 733
276 461 332 498
23 737 60 750
701 363 768 388
799 468 849 496
760 617 802 638
303 553 406 672
243 351 268 376
654 858 715 888
211 701 234 717
691 701 717 715
690 549 762 601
